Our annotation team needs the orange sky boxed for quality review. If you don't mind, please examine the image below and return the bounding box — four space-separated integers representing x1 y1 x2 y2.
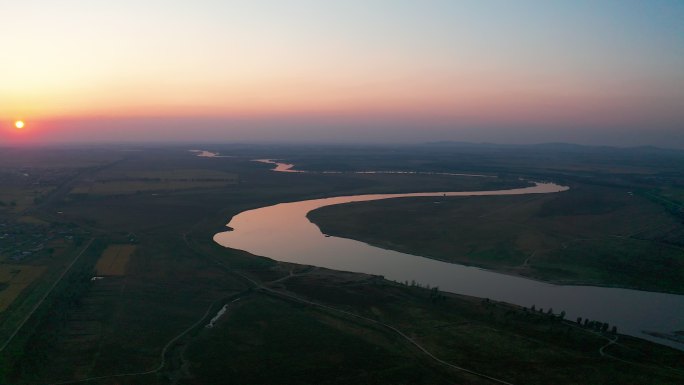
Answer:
2 1 683 146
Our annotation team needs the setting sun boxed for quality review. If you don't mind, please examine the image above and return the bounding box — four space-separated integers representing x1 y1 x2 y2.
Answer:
14 120 25 129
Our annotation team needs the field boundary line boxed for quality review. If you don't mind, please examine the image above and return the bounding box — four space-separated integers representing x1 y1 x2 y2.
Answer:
0 238 94 353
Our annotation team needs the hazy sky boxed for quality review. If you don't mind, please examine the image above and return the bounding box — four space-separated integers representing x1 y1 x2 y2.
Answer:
2 0 683 146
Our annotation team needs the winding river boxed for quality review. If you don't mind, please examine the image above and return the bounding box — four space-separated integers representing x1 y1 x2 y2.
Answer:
188 149 231 158
212 158 684 350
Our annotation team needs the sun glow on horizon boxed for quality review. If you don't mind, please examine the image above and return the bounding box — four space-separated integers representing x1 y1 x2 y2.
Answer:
1 1 682 146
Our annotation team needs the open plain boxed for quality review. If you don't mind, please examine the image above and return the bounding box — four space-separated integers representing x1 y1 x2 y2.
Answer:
0 144 681 385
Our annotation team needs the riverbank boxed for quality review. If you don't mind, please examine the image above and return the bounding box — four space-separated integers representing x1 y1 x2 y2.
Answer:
308 184 684 295
214 181 684 350
186 258 684 385
7 144 683 384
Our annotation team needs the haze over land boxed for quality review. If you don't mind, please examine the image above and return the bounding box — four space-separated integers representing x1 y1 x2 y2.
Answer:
1 143 683 384
2 1 683 147
2 1 684 384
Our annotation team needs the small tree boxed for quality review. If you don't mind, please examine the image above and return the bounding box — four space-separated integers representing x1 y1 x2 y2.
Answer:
430 287 441 302
577 317 582 324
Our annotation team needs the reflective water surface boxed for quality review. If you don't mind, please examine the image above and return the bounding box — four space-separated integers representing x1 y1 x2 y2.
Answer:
253 159 494 177
189 149 231 158
214 182 684 350
254 159 302 172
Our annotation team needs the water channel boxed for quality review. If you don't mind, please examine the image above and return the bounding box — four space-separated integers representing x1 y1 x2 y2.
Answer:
209 156 683 349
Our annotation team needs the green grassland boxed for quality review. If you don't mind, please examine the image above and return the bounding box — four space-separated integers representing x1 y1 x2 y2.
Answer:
0 144 681 384
309 184 684 293
183 265 683 385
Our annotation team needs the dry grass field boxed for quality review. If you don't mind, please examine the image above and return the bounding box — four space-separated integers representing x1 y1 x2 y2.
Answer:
0 265 47 311
0 187 53 212
69 168 238 195
71 180 232 195
112 169 238 180
95 245 136 276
